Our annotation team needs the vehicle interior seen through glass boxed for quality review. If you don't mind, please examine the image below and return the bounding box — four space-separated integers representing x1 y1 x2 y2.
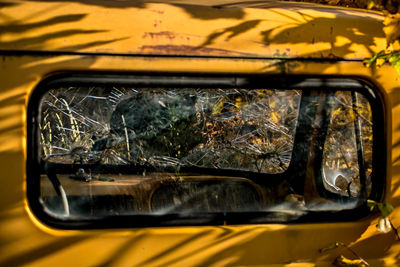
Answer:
27 75 384 228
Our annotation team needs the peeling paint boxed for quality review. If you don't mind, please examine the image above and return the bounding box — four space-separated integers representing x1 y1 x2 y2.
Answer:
142 31 177 41
139 45 258 56
150 9 165 15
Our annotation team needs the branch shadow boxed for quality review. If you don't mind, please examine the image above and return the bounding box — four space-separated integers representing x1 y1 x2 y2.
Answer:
389 87 400 108
89 224 369 266
0 7 128 212
0 14 87 33
199 8 383 60
98 233 147 267
349 232 397 259
201 20 263 46
0 2 18 9
26 0 246 20
0 236 90 266
261 10 384 48
1 30 108 50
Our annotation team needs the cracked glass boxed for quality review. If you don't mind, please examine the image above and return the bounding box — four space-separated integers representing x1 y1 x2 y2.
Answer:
34 82 374 222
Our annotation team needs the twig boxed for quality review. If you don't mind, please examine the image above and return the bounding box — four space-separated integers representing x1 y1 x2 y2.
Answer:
320 242 369 266
341 243 369 266
121 115 131 161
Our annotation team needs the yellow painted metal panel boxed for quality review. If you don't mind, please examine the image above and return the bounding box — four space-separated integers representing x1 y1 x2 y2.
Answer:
0 0 387 59
0 1 399 266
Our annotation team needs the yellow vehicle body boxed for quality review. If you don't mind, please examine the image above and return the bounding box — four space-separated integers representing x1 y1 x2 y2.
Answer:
0 0 399 266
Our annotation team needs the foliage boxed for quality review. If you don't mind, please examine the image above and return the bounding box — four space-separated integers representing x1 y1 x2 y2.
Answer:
367 200 394 217
367 200 399 235
358 1 400 74
302 0 400 74
364 50 400 75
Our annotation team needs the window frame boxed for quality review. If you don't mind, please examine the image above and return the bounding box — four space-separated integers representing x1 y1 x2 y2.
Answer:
26 73 387 229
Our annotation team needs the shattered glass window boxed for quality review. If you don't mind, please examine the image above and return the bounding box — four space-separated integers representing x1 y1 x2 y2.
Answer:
40 87 300 173
32 78 378 226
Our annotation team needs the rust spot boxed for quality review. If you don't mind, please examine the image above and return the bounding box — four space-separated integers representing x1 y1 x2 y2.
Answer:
150 9 164 14
139 45 258 56
153 20 162 28
142 31 177 41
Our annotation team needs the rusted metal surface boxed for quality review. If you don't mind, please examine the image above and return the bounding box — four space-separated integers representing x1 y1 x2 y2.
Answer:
139 44 258 56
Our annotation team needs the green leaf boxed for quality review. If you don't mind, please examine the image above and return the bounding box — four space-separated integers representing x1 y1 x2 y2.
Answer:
379 202 394 217
367 199 378 207
367 200 394 217
367 1 376 9
389 53 400 75
367 199 378 211
365 50 400 76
